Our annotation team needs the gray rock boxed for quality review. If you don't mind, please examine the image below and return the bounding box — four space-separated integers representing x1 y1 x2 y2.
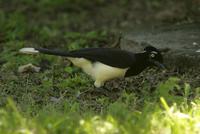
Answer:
120 23 200 68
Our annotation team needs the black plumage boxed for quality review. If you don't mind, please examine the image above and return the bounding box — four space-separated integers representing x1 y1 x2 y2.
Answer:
36 48 135 68
20 46 165 87
35 47 163 77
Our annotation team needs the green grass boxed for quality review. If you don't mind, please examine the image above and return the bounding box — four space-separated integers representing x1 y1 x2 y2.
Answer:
0 78 200 134
0 0 199 133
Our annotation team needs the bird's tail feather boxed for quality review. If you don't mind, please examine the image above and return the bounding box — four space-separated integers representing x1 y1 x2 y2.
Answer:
19 48 39 54
19 47 71 57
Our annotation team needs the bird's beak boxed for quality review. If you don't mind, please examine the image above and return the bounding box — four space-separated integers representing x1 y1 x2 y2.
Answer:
150 60 166 69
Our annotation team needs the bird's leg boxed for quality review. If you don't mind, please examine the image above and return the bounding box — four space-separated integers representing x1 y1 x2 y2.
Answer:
79 80 106 94
77 81 108 98
93 80 110 95
94 80 104 88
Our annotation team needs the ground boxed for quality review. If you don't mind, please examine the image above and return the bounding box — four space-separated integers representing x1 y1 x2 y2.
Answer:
0 0 200 134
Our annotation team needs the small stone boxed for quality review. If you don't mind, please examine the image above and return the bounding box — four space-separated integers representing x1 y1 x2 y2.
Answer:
50 97 60 103
18 63 40 73
193 42 198 46
196 49 200 53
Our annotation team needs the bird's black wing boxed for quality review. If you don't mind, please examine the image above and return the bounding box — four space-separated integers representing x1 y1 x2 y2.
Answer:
68 48 136 68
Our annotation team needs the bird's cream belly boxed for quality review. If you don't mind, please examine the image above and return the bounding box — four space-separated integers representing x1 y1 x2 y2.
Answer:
67 57 93 76
67 57 128 87
93 62 127 82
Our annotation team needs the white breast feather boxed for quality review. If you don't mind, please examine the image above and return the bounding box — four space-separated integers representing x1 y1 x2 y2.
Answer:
93 62 128 82
67 57 128 87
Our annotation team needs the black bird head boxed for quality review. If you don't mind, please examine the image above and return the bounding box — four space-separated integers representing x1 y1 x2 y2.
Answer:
144 46 165 69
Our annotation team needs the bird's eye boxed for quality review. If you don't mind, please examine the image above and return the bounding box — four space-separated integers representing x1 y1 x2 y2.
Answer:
150 53 155 58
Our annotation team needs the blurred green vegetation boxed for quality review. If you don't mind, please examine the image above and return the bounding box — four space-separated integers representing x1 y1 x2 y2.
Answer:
1 78 200 134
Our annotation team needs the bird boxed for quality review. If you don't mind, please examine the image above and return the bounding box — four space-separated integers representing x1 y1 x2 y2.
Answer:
19 46 165 87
